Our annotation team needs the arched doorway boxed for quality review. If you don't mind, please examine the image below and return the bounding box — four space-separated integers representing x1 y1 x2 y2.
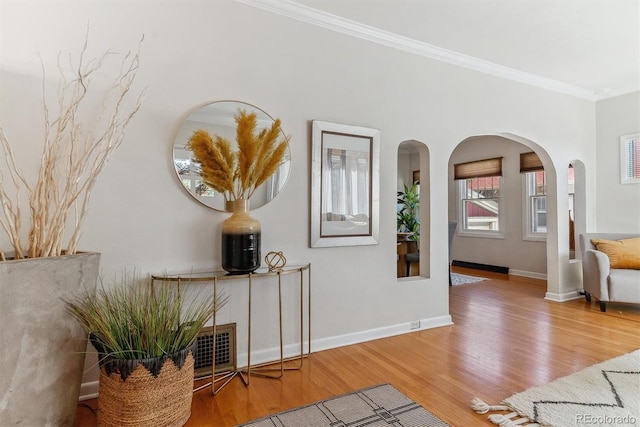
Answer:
447 133 585 298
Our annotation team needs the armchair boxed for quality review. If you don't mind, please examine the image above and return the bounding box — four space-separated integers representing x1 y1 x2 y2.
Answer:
579 233 640 312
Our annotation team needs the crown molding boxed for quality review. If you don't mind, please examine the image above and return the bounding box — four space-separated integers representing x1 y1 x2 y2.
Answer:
595 85 640 101
236 0 602 101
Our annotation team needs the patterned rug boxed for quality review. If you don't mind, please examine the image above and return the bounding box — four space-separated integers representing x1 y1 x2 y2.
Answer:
450 272 487 286
472 349 640 426
237 383 449 427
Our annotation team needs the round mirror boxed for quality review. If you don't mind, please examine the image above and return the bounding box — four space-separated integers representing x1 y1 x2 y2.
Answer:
173 100 291 211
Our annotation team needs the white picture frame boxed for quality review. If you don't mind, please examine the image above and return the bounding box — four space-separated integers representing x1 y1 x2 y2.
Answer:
311 120 380 248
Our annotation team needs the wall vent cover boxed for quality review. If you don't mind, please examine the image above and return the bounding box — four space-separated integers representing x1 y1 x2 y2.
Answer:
194 323 236 378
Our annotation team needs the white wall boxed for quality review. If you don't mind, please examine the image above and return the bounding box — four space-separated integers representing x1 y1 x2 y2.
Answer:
1 0 599 390
595 91 640 232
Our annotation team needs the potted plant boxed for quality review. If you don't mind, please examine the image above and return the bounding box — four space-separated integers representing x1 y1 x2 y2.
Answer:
0 37 143 425
397 183 420 241
64 272 227 426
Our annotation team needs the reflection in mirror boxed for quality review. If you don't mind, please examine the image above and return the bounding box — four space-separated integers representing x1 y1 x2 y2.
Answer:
568 163 576 259
397 141 420 277
397 139 430 279
173 101 291 211
322 136 371 237
310 120 380 248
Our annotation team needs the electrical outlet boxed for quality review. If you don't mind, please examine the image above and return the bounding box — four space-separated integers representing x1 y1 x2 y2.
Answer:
410 320 420 330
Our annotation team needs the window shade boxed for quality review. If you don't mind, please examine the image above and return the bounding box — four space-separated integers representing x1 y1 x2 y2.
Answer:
520 151 543 172
454 157 502 180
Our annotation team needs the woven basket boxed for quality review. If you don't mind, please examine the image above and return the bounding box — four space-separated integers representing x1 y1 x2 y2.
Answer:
97 350 195 427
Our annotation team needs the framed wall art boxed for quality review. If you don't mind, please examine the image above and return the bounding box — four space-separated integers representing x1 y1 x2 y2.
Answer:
620 132 640 184
310 120 380 247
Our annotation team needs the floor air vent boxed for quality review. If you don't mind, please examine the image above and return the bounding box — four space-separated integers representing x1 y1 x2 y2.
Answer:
194 323 236 378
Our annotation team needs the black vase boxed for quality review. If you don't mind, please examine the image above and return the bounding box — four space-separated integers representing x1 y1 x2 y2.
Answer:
221 199 261 274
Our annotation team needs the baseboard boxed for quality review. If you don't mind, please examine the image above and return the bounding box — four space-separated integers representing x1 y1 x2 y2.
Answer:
508 269 547 280
247 315 454 359
452 260 509 274
236 341 313 369
79 381 99 401
310 315 453 353
418 315 454 330
544 290 582 302
78 315 454 400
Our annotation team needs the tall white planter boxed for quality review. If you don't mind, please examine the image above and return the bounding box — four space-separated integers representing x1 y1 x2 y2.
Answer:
0 252 100 426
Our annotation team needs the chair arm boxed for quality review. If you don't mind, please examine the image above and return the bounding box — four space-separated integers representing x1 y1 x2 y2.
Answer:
582 249 611 301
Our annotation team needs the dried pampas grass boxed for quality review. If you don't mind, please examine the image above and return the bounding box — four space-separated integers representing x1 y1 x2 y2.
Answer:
187 109 290 202
0 35 144 261
186 130 236 195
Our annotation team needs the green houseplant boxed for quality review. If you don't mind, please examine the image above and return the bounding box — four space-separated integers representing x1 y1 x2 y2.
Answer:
65 272 228 426
0 37 144 425
397 183 420 241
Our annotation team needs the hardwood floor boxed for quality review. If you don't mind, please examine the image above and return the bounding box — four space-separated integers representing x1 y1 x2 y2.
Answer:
75 267 640 426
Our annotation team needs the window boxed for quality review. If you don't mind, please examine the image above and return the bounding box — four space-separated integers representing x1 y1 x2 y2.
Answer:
520 152 545 240
454 157 503 236
620 133 640 184
459 177 501 232
322 147 370 219
174 158 216 198
524 170 546 239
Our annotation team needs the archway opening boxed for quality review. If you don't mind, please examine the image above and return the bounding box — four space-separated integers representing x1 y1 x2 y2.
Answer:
448 133 558 293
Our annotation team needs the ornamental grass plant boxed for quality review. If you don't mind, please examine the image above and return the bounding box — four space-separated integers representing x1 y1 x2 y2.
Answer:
64 272 227 380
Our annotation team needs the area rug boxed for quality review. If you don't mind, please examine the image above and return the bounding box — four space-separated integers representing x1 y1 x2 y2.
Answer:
471 349 640 427
450 272 487 286
237 383 450 427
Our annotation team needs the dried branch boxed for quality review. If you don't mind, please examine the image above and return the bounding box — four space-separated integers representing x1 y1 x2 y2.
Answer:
0 35 144 259
0 129 26 260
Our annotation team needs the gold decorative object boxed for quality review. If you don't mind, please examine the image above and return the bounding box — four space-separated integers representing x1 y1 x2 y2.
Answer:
265 251 287 271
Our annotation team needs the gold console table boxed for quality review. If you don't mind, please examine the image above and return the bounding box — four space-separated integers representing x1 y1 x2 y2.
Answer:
151 264 311 395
